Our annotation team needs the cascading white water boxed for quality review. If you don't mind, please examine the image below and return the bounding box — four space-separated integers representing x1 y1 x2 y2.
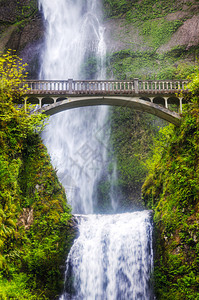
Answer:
61 211 154 300
39 0 109 214
38 0 154 298
38 0 106 80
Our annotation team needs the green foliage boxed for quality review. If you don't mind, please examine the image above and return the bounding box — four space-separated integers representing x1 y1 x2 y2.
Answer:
0 50 27 100
186 66 199 96
0 51 74 298
16 0 37 20
0 273 41 299
0 0 38 24
0 50 47 136
109 107 161 208
103 0 193 21
142 69 199 299
107 47 198 80
107 50 157 80
103 0 135 18
141 19 183 48
104 1 198 80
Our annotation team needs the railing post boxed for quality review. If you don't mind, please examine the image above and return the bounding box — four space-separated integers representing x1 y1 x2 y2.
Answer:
134 78 139 94
68 79 73 93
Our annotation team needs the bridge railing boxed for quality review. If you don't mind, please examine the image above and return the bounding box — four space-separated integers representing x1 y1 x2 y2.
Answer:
139 80 187 92
24 80 136 94
23 79 188 95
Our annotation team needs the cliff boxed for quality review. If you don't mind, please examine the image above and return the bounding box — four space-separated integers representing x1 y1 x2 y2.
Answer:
142 72 199 299
1 0 199 79
103 0 199 52
0 0 43 78
0 1 199 298
0 52 74 299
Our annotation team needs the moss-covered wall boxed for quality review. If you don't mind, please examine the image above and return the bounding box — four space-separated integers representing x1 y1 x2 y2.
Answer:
104 0 199 80
106 107 161 210
106 46 198 80
142 78 199 298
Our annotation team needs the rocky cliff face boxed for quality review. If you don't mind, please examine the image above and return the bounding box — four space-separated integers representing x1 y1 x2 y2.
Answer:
103 0 199 53
0 0 198 78
0 0 44 78
104 11 199 54
158 13 199 52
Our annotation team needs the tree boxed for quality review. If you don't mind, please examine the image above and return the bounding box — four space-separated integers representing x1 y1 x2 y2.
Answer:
186 66 199 97
0 50 47 136
0 50 27 102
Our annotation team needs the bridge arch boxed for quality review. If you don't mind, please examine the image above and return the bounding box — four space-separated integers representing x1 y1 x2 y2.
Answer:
35 96 181 126
27 96 40 105
167 96 180 105
42 97 54 106
153 96 165 106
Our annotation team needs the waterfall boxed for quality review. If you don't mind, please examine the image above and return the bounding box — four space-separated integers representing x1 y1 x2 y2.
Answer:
39 0 109 214
38 0 106 80
38 0 154 298
61 211 154 300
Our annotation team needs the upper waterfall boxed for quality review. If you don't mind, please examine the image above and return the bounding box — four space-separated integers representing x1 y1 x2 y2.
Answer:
38 0 106 80
39 0 111 214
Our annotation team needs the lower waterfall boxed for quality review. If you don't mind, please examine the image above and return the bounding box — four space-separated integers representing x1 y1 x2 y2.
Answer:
60 211 154 300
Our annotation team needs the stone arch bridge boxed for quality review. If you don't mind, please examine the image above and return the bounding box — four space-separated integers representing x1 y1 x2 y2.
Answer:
23 78 188 126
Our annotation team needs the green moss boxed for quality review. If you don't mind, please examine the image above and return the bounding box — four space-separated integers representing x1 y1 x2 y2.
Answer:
142 69 199 299
0 123 74 298
0 52 74 298
109 106 161 208
103 0 194 21
107 46 198 80
141 19 183 48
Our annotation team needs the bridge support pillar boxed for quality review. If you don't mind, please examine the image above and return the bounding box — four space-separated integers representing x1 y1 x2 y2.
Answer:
179 98 182 113
39 98 42 108
149 97 153 103
165 97 168 109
